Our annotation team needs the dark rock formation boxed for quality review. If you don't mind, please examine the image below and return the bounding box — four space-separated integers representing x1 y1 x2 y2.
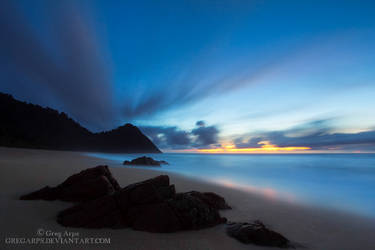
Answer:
0 92 161 153
56 173 229 232
166 192 227 231
21 166 230 233
20 165 296 244
226 220 293 248
188 191 231 210
123 156 169 166
57 194 126 229
20 165 121 202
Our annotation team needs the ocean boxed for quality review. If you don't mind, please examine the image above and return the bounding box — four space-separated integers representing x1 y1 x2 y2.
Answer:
87 153 375 218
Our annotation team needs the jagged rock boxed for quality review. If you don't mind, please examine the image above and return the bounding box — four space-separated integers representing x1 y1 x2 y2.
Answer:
20 165 120 202
114 175 173 208
56 174 228 232
19 186 58 201
188 191 231 210
126 190 227 232
167 192 227 230
226 220 293 248
57 194 127 229
123 156 169 166
21 166 229 233
127 202 181 233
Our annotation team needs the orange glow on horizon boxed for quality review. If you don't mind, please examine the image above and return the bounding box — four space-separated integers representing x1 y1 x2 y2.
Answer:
195 141 311 154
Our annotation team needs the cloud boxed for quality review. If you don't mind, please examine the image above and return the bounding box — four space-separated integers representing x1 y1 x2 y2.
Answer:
196 120 205 127
139 126 191 150
272 130 375 149
120 59 283 121
191 122 220 148
234 136 263 148
140 120 219 149
234 119 375 150
0 0 299 131
0 1 114 131
143 118 375 151
118 20 301 121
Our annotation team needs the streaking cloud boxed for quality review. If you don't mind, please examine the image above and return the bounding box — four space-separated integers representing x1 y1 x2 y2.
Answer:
0 0 114 131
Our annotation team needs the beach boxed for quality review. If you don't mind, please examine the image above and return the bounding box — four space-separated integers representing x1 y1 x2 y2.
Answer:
1 147 374 250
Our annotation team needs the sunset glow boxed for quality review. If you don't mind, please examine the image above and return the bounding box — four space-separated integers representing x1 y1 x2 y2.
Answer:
196 141 311 154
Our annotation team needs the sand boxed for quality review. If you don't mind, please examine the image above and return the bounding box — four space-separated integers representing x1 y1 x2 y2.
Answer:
0 147 374 250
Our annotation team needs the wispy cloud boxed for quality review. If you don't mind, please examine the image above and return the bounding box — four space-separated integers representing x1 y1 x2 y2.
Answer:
234 119 375 151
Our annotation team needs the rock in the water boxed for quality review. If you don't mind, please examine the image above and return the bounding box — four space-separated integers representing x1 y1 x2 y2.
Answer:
20 165 120 202
123 156 168 166
56 174 228 232
226 220 293 248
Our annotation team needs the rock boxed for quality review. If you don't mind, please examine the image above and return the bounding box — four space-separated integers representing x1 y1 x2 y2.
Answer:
226 220 293 248
20 165 120 202
56 173 228 232
57 195 125 228
19 186 58 201
116 175 172 206
124 188 226 232
188 191 231 210
127 202 181 233
123 156 169 166
21 166 229 233
59 165 121 191
156 185 176 200
167 192 227 230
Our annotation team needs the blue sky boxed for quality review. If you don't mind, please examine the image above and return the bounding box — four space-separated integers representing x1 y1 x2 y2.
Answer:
1 0 375 152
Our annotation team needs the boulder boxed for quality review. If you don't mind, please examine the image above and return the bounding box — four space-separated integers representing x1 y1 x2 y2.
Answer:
56 174 228 232
188 191 231 210
123 156 169 166
115 175 172 207
127 202 181 233
226 220 293 248
20 165 120 202
21 166 229 233
124 189 227 232
19 186 58 201
57 195 122 228
167 192 227 230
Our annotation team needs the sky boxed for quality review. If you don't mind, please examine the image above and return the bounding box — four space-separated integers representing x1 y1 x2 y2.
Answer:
1 0 375 153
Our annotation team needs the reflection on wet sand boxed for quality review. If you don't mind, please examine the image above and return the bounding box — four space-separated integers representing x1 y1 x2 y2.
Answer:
213 178 296 202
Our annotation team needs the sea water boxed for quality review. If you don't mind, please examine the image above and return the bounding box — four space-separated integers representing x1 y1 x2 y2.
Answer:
87 153 375 218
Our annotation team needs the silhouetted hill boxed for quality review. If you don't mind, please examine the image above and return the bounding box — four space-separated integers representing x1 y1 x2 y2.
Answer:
0 93 161 153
